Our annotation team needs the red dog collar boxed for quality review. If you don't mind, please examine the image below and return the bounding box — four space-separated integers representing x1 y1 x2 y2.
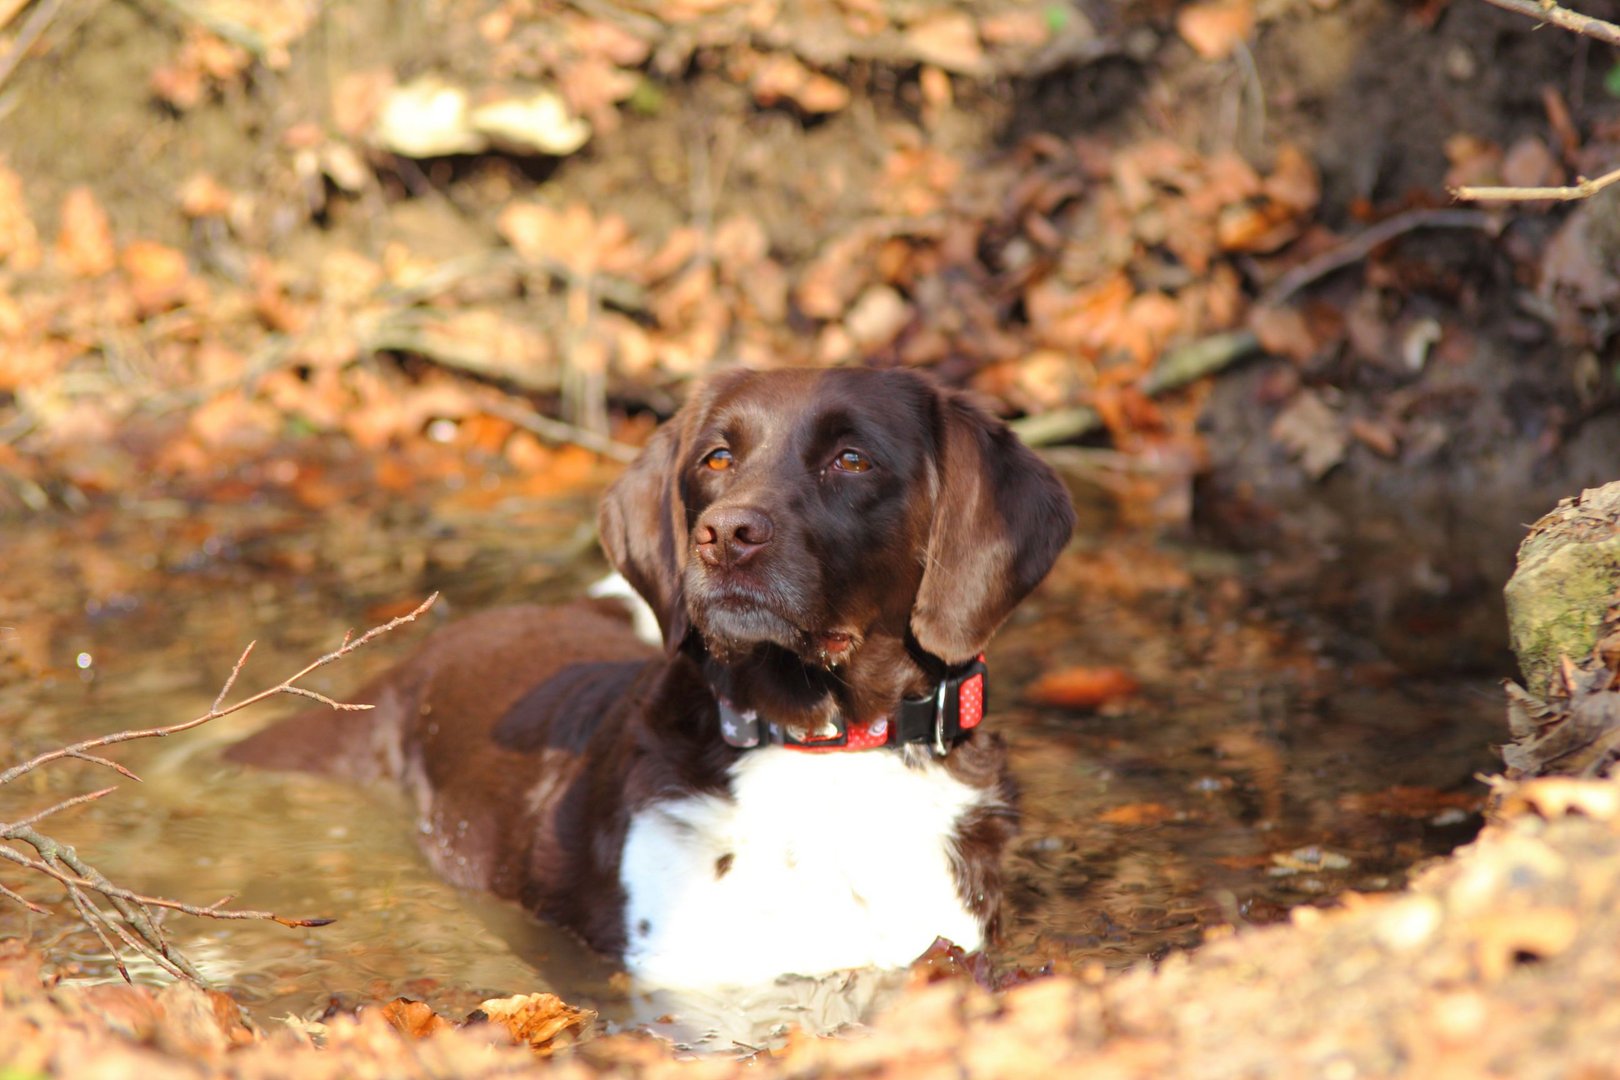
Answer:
717 656 987 756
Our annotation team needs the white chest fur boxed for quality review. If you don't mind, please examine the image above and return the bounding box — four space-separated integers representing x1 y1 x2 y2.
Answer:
620 747 990 988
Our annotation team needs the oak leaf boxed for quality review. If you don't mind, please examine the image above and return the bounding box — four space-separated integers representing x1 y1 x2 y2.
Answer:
475 992 594 1055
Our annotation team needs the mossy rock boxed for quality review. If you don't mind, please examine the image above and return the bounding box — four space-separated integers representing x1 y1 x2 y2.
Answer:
1504 482 1620 701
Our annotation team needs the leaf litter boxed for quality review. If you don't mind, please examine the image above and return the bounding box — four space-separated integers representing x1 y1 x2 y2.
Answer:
2 0 1620 1074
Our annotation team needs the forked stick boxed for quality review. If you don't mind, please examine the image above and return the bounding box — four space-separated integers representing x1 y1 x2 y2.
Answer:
0 593 438 984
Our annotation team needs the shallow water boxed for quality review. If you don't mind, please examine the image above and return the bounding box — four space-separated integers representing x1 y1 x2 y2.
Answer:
0 468 1498 1040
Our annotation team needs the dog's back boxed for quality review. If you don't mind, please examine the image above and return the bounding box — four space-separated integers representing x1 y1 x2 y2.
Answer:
227 601 663 940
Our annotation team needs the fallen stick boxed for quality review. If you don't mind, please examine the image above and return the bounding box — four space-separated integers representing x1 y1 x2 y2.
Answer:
1475 0 1620 46
1257 207 1495 309
0 593 438 985
1010 329 1260 447
1453 163 1620 203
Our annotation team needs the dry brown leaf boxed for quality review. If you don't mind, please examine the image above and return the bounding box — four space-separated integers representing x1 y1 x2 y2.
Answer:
1216 198 1301 254
845 284 911 349
1540 208 1620 308
797 229 877 320
919 68 953 119
380 997 454 1040
1348 415 1400 458
475 992 594 1055
55 186 116 277
1195 152 1265 212
877 144 964 217
1247 305 1317 362
1271 389 1347 480
980 9 1054 47
1501 776 1620 821
151 27 253 109
1098 802 1181 826
497 201 637 277
751 54 850 114
1470 909 1579 982
1263 144 1321 215
331 68 396 139
1176 0 1255 61
1501 135 1563 190
1007 349 1089 412
177 172 234 218
77 984 164 1042
153 981 246 1060
642 226 703 282
555 55 639 125
905 11 985 74
122 239 191 313
567 15 653 68
712 214 768 275
0 162 41 270
188 391 281 452
1442 133 1503 191
1025 666 1141 709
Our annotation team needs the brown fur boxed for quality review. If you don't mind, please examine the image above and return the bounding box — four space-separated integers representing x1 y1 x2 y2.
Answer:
228 367 1074 961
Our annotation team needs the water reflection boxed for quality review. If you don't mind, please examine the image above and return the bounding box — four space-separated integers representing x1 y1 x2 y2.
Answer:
0 480 1497 1037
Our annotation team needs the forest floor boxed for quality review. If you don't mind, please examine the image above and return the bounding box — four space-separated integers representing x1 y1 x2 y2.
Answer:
3 0 1620 1074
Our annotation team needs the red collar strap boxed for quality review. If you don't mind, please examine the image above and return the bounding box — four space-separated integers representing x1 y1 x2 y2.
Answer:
717 655 987 756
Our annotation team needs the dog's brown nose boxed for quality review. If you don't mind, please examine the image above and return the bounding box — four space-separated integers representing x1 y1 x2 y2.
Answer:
695 506 774 568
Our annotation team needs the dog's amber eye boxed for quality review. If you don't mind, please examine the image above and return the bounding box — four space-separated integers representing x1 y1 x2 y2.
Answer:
832 450 871 473
702 448 733 471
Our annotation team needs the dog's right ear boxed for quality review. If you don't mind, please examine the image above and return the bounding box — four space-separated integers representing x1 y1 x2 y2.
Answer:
598 416 692 652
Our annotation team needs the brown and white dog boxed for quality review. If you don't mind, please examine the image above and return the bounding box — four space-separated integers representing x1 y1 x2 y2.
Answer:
229 367 1074 988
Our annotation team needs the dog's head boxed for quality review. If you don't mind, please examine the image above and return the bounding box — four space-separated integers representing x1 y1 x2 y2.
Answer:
599 368 1074 724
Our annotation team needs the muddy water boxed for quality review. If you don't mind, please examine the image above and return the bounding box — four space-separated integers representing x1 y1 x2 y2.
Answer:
0 474 1498 1040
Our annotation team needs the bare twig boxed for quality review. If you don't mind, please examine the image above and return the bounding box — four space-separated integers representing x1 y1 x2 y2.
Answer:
0 880 47 914
0 592 438 788
1011 330 1261 448
1257 208 1496 309
0 0 68 93
141 0 271 58
210 639 254 713
479 395 640 463
1475 0 1620 46
0 844 333 928
1454 162 1620 202
0 594 436 985
1 786 116 832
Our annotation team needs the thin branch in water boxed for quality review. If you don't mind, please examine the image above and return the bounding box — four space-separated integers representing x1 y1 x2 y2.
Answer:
1 786 117 832
60 751 140 782
0 592 438 789
278 685 375 711
1453 163 1620 202
0 593 437 984
65 888 137 983
210 640 255 714
0 880 47 914
0 846 334 928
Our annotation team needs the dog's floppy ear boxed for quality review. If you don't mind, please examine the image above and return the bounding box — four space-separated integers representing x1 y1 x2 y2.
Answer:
598 408 694 652
910 390 1075 664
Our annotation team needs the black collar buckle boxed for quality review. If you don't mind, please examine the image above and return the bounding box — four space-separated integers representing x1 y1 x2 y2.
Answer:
895 654 988 756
